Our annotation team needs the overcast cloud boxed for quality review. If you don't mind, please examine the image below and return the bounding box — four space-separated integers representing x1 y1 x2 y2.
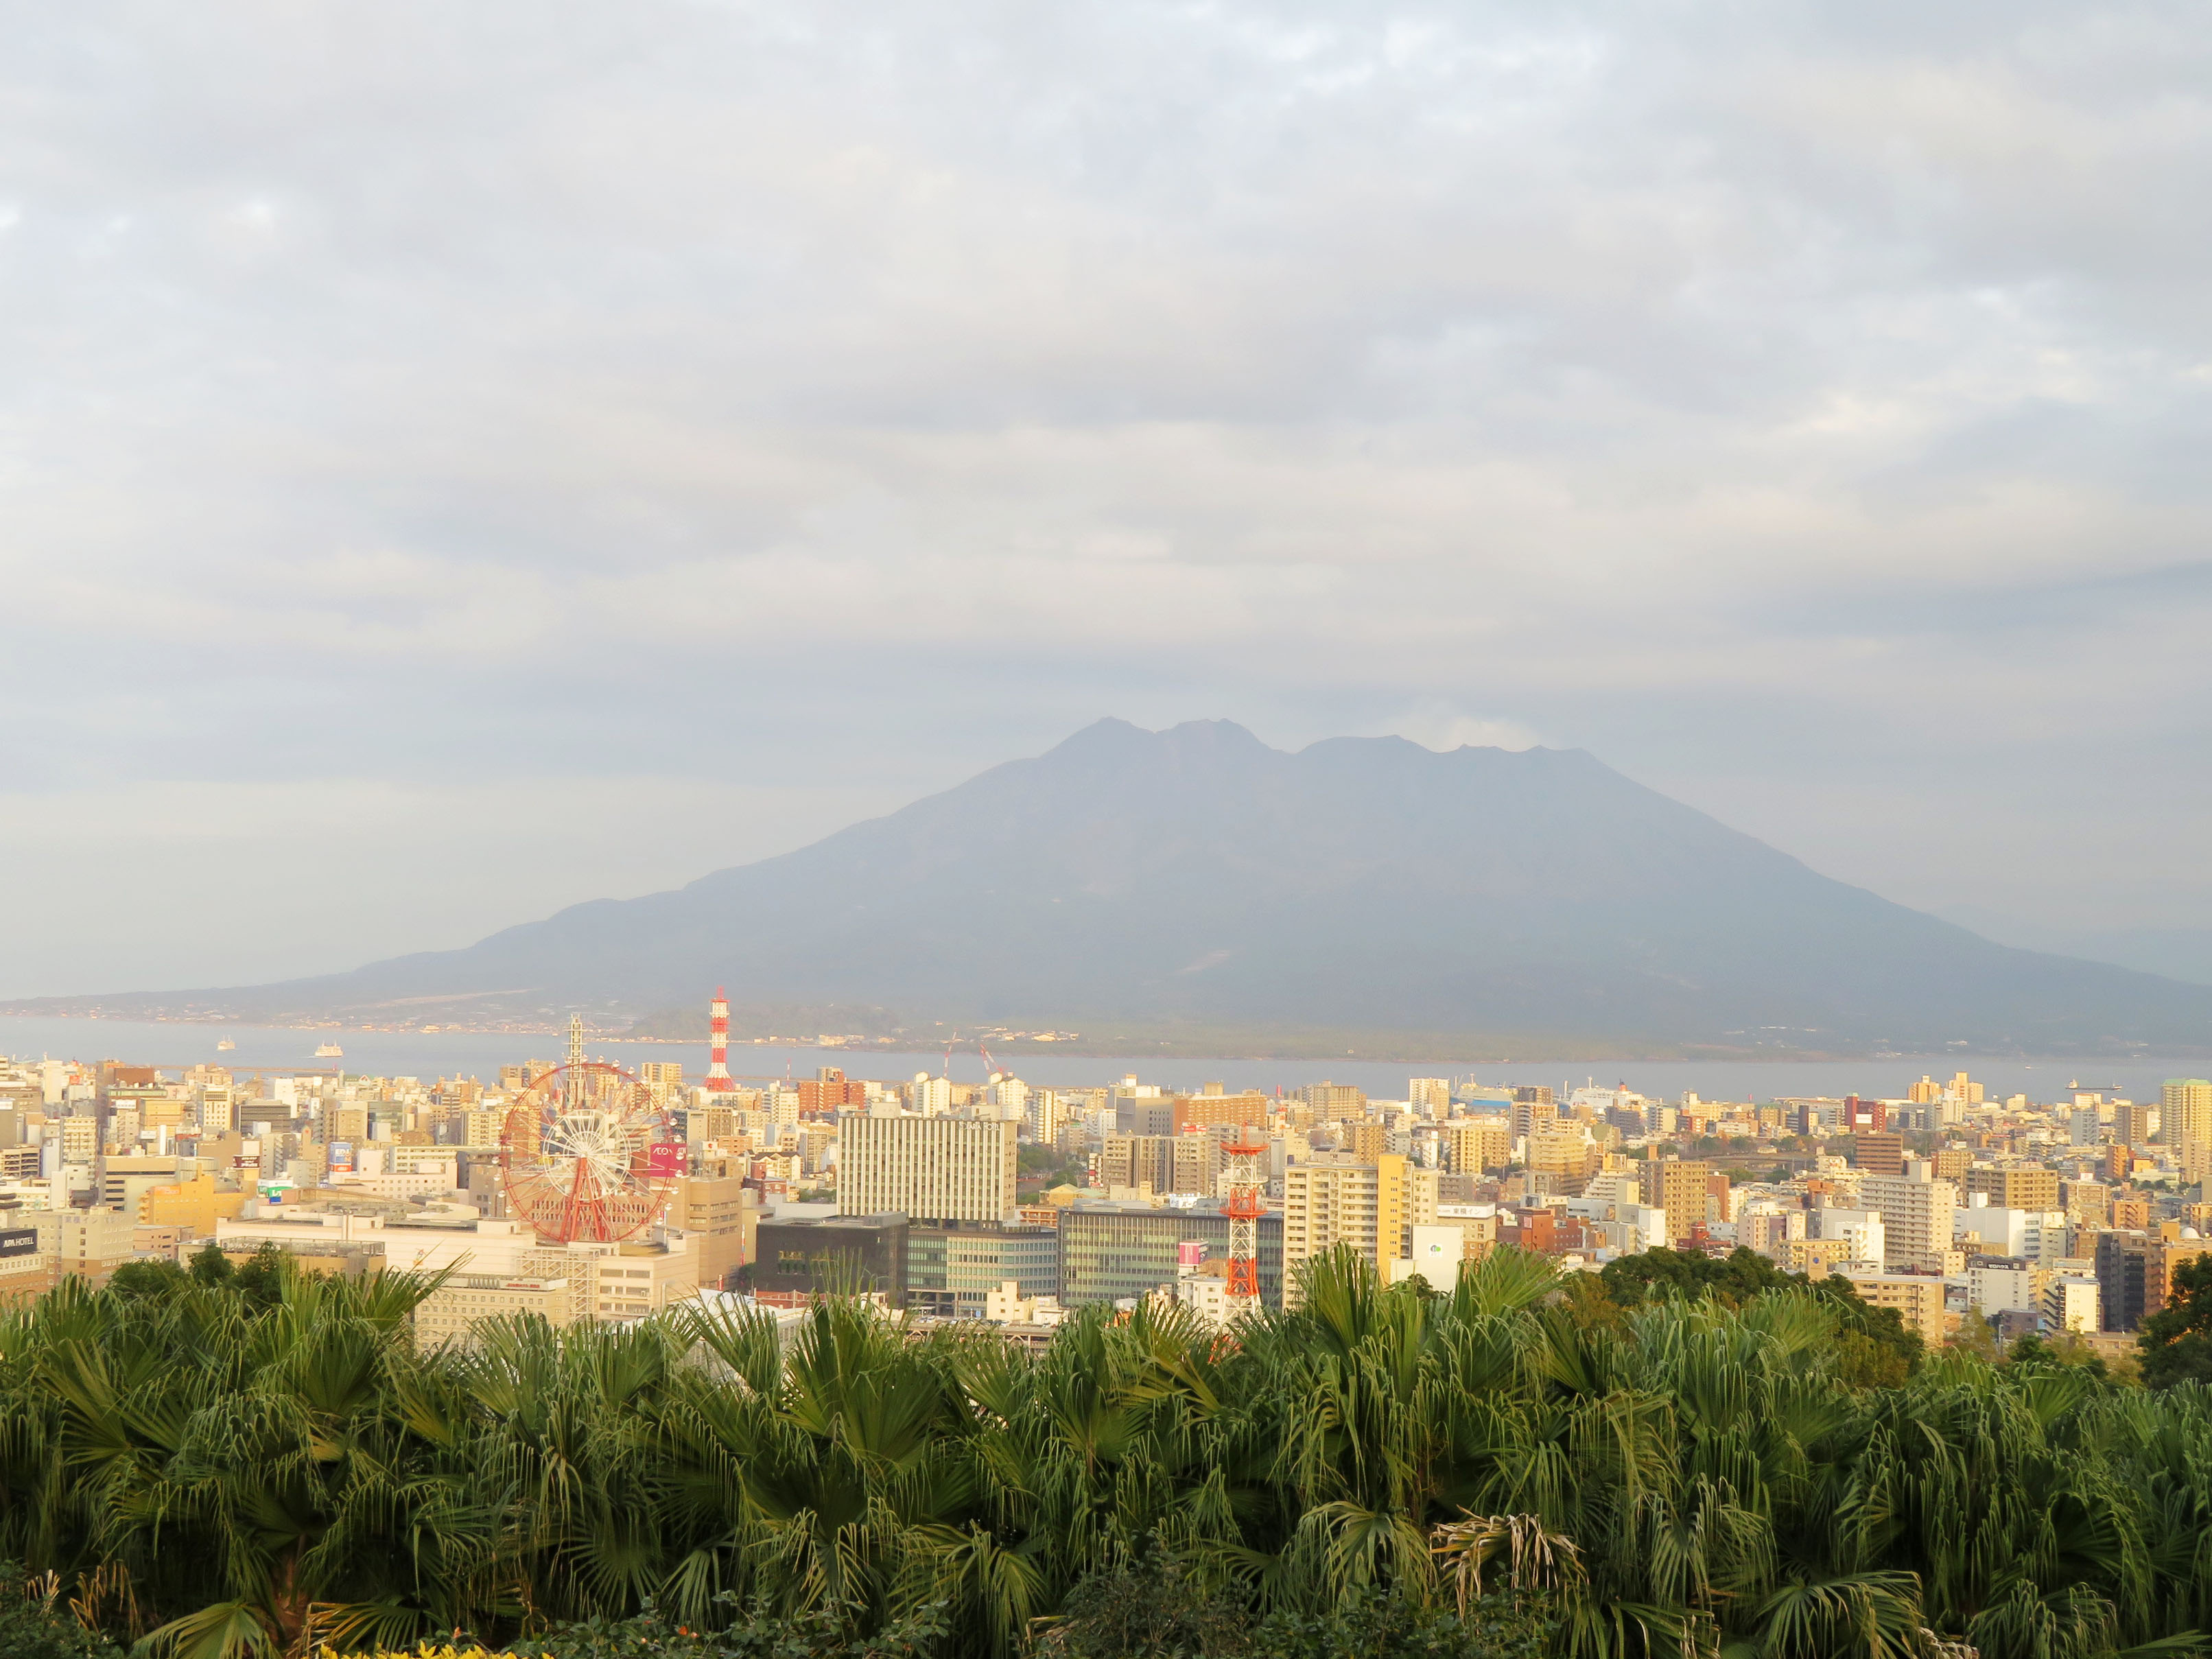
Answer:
5 0 2211 996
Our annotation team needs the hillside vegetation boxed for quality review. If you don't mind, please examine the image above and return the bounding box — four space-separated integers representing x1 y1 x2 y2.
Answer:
1 1251 2209 1659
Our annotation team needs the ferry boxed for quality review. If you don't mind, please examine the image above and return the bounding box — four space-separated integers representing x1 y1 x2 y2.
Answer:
215 1037 236 1051
314 1042 344 1059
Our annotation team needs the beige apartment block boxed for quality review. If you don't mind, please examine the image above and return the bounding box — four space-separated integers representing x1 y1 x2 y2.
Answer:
1527 1126 1597 1189
1281 1153 1437 1303
1652 1160 1715 1245
1859 1164 1960 1273
414 1273 579 1349
2167 1080 2212 1181
1966 1166 2061 1214
1838 1269 1947 1345
671 1164 754 1289
1441 1121 1511 1175
838 1112 1017 1223
580 1240 698 1321
34 1208 137 1288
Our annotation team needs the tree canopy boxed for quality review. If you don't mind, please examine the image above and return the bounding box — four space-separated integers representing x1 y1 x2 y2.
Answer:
0 1245 2206 1659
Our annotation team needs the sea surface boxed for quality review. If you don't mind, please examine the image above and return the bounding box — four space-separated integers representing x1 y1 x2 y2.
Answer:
0 1015 2194 1104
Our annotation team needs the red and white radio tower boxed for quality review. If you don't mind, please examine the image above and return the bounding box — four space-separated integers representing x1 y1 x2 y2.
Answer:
706 986 733 1090
1223 1129 1267 1304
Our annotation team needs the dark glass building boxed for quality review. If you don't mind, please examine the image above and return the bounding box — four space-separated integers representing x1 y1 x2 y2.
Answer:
752 1213 908 1302
906 1221 1059 1317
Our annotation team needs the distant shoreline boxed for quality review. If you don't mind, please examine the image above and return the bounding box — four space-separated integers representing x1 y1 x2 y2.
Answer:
4 1007 2200 1067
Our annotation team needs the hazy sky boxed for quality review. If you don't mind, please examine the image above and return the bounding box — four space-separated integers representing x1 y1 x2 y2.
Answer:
5 1 2211 997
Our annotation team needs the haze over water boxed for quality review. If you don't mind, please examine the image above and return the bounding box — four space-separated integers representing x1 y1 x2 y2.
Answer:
0 1015 2182 1105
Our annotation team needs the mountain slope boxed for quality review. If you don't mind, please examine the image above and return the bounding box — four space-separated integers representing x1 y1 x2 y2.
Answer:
30 719 2212 1050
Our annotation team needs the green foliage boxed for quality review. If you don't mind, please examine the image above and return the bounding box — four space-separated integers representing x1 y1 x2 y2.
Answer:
1041 1558 1249 1658
104 1261 189 1302
186 1242 234 1286
514 1597 947 1659
3 1245 2209 1659
1043 1562 1549 1658
1596 1245 1925 1382
2141 1255 2212 1389
0 1572 124 1659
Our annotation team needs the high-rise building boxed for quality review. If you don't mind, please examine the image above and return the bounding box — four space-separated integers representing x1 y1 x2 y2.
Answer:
1171 1091 1271 1133
1096 1134 1173 1193
1527 1125 1597 1190
1652 1159 1715 1245
1859 1161 1960 1272
1838 1269 1946 1344
1852 1133 1905 1177
1280 1153 1437 1300
906 1074 955 1116
2043 1275 2100 1334
2164 1080 2212 1180
1304 1082 1367 1120
196 1085 237 1135
1966 1166 2060 1214
1407 1079 1452 1117
32 1209 136 1289
2113 1101 2152 1148
838 1113 1017 1223
1442 1120 1512 1175
799 1068 868 1115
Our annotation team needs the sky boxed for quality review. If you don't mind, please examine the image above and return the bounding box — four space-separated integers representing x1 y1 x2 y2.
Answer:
5 0 2211 997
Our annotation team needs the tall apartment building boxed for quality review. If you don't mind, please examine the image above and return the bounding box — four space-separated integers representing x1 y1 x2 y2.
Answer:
1838 1269 1946 1345
2113 1101 2152 1149
1527 1125 1597 1190
2165 1079 2212 1180
58 1116 99 1166
1442 1121 1512 1175
1280 1153 1437 1302
1407 1079 1452 1116
838 1112 1017 1223
1967 1166 2060 1214
1170 1090 1269 1133
800 1068 869 1114
1859 1162 1960 1273
671 1157 755 1289
1304 1082 1367 1120
196 1085 237 1135
1852 1133 1905 1177
2096 1233 2212 1332
2043 1275 2100 1335
1652 1159 1715 1245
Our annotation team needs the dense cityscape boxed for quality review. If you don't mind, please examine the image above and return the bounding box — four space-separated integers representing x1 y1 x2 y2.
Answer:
6 991 2208 1363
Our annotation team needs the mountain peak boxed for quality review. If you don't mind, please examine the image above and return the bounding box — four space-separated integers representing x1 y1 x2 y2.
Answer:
25 718 2212 1053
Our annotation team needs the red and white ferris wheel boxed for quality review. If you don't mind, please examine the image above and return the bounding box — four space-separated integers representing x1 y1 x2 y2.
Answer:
499 1060 683 1244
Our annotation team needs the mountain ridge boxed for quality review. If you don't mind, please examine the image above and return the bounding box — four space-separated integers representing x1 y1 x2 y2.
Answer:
12 718 2211 1056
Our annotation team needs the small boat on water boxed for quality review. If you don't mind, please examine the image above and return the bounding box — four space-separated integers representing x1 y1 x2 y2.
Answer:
314 1042 344 1059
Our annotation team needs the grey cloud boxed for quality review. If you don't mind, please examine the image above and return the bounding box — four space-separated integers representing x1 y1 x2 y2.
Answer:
3 0 2210 988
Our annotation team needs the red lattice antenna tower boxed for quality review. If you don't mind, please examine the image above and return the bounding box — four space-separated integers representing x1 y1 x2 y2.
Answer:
706 987 732 1090
1223 1129 1267 1302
